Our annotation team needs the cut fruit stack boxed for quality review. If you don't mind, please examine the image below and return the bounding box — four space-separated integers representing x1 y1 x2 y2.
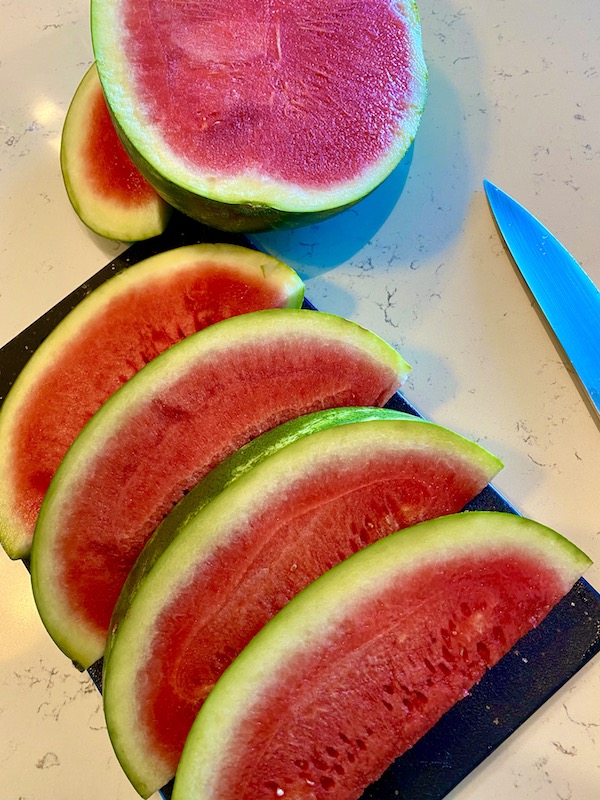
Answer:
0 0 593 799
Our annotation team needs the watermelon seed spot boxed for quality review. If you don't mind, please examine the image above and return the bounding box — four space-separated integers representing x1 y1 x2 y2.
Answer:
492 625 506 645
312 756 328 771
356 739 367 751
264 780 284 796
442 645 455 663
365 727 374 736
477 641 491 663
423 658 436 674
441 628 451 643
347 751 355 763
383 699 393 711
320 776 336 791
333 763 345 775
339 733 351 744
325 746 339 758
460 602 472 617
359 528 371 545
438 661 452 676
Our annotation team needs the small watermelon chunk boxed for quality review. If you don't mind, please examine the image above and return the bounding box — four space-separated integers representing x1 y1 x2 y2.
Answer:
0 244 304 560
103 408 503 797
30 309 410 669
60 62 172 241
172 511 591 800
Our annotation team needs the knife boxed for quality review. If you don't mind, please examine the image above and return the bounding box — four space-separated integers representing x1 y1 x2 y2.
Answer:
483 179 600 419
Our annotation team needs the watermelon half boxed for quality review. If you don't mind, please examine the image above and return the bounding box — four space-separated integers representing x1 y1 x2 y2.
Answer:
0 244 304 560
90 0 428 232
171 511 591 800
102 408 503 797
61 62 172 241
30 309 409 669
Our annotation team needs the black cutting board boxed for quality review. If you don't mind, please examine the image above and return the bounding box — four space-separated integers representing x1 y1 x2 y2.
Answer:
1 211 599 800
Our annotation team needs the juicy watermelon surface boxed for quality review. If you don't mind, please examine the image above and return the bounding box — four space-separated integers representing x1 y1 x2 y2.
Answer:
122 0 416 189
134 447 498 780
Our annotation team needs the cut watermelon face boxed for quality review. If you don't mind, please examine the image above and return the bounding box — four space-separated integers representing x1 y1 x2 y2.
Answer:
90 0 428 231
172 511 591 800
60 62 172 241
0 244 304 561
102 409 503 797
30 309 409 669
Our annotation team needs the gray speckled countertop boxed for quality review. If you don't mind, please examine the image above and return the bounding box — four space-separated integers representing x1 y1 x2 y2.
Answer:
1 1 599 798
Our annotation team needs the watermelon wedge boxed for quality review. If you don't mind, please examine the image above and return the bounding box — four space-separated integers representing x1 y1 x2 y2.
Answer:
90 0 428 232
103 408 504 797
30 309 410 669
0 244 304 560
171 511 591 800
61 62 172 241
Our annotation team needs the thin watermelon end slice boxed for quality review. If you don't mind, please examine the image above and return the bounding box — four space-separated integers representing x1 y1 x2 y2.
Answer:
172 511 591 800
60 62 172 242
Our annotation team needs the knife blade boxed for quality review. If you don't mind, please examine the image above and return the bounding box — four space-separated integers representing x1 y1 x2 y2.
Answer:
483 179 600 418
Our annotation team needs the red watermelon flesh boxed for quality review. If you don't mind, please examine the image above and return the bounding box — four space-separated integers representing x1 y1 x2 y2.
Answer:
0 244 303 560
102 413 503 796
123 1 415 189
31 310 409 669
171 512 591 800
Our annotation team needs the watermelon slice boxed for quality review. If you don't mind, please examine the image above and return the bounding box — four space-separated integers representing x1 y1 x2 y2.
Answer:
0 244 304 560
60 62 172 241
102 408 504 797
171 511 591 800
90 0 428 232
30 309 410 669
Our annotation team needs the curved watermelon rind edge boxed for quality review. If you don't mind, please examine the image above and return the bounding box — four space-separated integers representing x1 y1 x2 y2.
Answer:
0 244 304 561
29 308 410 668
90 1 428 232
60 62 173 242
171 510 592 800
102 412 504 797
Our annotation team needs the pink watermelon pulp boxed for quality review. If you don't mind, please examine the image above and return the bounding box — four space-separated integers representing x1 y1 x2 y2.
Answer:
31 310 409 668
171 512 591 800
60 62 172 241
91 0 428 231
102 411 503 796
0 244 303 560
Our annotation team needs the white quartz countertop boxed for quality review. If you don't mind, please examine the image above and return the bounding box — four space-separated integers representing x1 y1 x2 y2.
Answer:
1 1 599 798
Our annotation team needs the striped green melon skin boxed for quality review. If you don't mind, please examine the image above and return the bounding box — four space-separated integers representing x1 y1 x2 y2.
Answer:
102 410 503 797
30 309 410 670
91 0 428 233
172 511 591 800
0 244 304 561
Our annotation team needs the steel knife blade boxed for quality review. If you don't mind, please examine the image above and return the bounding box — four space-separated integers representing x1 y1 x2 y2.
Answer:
483 179 600 418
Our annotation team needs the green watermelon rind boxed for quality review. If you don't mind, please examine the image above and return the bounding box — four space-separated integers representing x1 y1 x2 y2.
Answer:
60 62 173 242
30 309 410 668
0 244 304 561
102 413 503 796
171 511 591 800
90 1 428 232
